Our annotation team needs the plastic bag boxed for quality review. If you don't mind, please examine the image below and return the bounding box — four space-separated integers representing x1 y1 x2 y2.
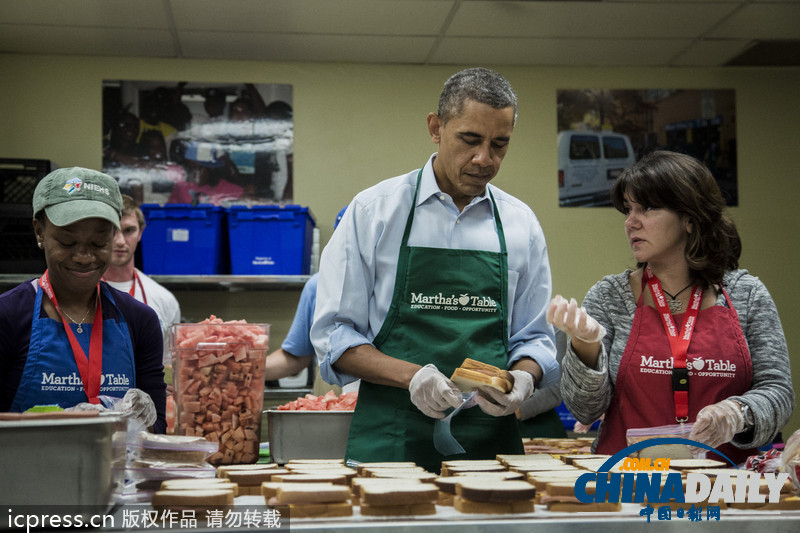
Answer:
626 423 696 459
781 428 800 490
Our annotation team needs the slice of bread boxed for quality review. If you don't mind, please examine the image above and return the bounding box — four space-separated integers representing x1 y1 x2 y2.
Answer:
359 502 436 516
546 501 622 513
360 483 438 506
270 473 348 485
222 469 281 486
275 483 351 504
160 479 239 496
288 502 353 518
440 464 507 476
451 358 513 393
453 496 534 514
455 479 536 502
355 462 418 475
151 488 234 512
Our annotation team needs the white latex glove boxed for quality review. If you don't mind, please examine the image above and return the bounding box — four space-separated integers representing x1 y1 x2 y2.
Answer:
546 295 606 343
689 399 745 449
408 364 463 419
116 388 158 428
476 370 534 417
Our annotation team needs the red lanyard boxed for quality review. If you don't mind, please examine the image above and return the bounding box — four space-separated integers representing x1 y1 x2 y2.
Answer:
130 270 147 305
39 270 104 404
102 270 147 304
644 266 703 422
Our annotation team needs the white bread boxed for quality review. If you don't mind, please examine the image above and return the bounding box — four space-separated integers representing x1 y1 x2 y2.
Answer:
284 467 358 482
442 459 502 468
360 483 439 506
440 464 507 476
367 470 438 481
450 358 513 393
360 502 436 516
216 463 278 475
455 479 536 502
355 462 418 475
222 469 282 486
275 483 351 504
497 453 555 463
509 464 579 474
453 471 525 481
286 459 345 465
151 488 234 511
361 466 427 477
350 478 422 505
160 479 239 496
546 501 622 513
453 496 534 514
288 502 353 518
270 473 348 485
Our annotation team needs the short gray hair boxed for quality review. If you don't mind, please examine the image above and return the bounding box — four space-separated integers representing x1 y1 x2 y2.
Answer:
437 68 518 125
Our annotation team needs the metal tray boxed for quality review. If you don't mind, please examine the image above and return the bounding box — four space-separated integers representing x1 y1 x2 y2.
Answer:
0 413 125 510
265 409 353 464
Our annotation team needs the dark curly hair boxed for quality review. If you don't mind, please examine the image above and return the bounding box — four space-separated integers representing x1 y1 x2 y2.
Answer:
610 150 740 287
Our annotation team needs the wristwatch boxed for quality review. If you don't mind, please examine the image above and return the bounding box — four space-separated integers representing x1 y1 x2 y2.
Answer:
736 401 755 430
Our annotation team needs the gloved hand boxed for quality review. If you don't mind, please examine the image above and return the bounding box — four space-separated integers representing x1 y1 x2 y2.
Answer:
689 399 745 449
546 295 606 343
116 388 158 428
476 370 534 417
408 364 463 419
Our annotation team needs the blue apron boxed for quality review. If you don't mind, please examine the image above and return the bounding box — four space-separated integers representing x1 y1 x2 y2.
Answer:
10 282 137 411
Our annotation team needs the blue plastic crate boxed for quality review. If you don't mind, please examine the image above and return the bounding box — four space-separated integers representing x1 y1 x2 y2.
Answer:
227 205 316 275
140 204 226 275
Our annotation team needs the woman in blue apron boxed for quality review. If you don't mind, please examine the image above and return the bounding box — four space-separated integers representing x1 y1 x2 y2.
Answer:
0 167 166 432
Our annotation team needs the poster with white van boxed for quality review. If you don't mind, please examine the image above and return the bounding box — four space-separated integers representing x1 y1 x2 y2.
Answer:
557 89 737 207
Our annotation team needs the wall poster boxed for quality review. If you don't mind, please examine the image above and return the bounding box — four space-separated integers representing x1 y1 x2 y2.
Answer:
102 81 293 206
557 89 737 207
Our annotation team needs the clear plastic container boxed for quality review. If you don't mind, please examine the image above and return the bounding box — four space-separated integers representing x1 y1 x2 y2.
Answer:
171 318 269 465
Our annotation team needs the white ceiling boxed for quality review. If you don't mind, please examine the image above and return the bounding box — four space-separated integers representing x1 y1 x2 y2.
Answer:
1 0 799 67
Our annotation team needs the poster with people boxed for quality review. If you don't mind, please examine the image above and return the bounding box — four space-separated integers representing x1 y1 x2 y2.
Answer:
102 80 293 206
557 89 737 207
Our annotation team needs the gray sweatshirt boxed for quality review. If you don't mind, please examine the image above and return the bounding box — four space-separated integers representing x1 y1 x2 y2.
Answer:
560 269 794 450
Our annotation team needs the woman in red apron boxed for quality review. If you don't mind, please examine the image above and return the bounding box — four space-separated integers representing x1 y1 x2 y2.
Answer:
548 151 794 464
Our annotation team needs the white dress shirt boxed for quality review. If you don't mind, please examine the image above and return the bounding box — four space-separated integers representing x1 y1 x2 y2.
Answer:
311 154 558 388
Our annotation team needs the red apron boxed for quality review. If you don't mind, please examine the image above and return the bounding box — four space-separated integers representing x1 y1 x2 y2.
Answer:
596 281 755 464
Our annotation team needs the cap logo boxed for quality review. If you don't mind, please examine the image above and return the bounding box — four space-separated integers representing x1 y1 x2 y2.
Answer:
63 177 83 195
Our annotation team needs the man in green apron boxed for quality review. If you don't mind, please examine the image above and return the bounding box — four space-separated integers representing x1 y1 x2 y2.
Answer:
311 68 559 473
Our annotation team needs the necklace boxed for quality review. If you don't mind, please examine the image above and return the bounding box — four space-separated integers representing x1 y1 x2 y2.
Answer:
60 303 94 334
662 281 694 314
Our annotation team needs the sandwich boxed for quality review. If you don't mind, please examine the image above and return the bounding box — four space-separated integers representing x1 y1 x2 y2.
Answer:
358 483 439 516
452 479 536 514
450 358 513 393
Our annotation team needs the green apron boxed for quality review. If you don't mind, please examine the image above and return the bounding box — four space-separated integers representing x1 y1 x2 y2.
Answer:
345 170 524 473
516 409 567 438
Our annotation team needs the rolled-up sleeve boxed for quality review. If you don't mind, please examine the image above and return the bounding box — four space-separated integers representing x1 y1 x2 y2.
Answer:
311 197 378 387
505 204 557 387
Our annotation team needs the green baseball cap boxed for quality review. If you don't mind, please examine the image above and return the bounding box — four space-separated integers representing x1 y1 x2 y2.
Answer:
33 167 122 228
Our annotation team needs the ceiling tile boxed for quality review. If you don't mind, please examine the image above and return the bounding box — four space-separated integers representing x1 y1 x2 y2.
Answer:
179 31 437 63
170 0 455 35
0 24 176 57
448 1 739 39
668 39 754 67
708 3 800 39
431 36 693 67
0 0 169 28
